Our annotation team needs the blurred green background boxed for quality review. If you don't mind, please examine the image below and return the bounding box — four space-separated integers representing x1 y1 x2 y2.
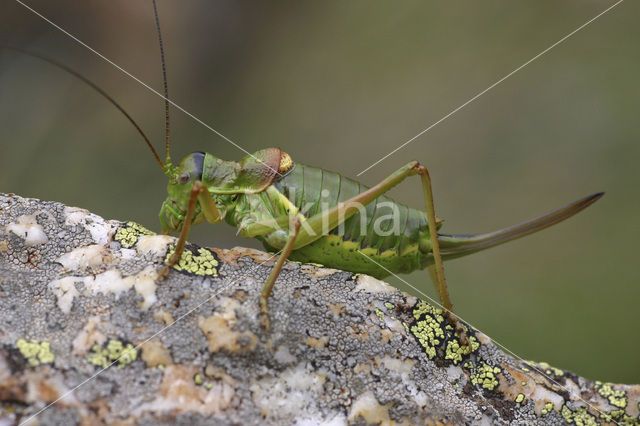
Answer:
1 1 638 383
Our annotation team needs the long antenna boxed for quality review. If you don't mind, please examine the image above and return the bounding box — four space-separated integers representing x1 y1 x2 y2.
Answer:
2 46 164 169
152 0 171 166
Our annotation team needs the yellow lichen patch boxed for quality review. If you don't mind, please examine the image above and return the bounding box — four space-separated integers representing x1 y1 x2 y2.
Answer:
410 302 445 359
468 362 501 392
194 373 203 386
444 334 480 365
165 245 219 277
16 339 54 367
114 222 155 248
596 381 628 409
87 339 138 369
599 409 626 423
198 298 257 353
140 339 173 368
561 405 598 426
515 393 525 404
412 300 441 321
541 401 554 415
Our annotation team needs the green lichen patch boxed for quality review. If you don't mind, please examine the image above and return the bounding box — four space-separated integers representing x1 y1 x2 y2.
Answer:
164 243 219 277
194 373 203 386
444 330 479 364
193 372 216 390
409 300 479 364
87 339 138 369
114 222 155 248
16 339 54 367
561 405 598 426
465 361 501 392
541 401 554 415
595 381 627 409
410 301 445 359
599 409 627 423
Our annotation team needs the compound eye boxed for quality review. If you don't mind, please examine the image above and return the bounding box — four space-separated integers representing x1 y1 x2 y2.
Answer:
178 172 190 184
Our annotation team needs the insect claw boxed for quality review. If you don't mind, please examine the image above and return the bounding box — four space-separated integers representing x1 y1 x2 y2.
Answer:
156 265 171 282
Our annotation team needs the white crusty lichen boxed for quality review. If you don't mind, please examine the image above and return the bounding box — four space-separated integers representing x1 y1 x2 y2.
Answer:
354 274 395 293
6 214 48 246
48 277 82 314
63 206 115 246
48 267 160 313
56 244 113 272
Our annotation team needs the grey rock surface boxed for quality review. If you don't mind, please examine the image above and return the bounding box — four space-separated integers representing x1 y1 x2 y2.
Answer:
0 193 638 425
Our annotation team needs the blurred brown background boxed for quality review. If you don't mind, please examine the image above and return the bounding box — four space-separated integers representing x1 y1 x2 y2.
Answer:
1 1 638 383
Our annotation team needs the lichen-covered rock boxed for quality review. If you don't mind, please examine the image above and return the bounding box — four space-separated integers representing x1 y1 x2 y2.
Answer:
0 193 638 425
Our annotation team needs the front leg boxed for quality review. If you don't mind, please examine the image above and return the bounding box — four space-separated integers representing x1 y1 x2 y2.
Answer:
158 181 222 281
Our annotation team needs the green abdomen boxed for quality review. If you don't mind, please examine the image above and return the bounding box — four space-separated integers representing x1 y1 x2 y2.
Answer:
270 164 435 278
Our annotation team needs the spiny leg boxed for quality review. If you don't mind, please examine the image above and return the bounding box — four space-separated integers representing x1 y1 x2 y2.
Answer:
289 161 465 341
238 162 458 333
258 161 455 312
279 162 454 314
413 165 451 311
259 217 301 331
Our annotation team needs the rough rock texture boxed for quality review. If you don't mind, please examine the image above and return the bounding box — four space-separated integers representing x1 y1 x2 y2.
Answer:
0 192 638 425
